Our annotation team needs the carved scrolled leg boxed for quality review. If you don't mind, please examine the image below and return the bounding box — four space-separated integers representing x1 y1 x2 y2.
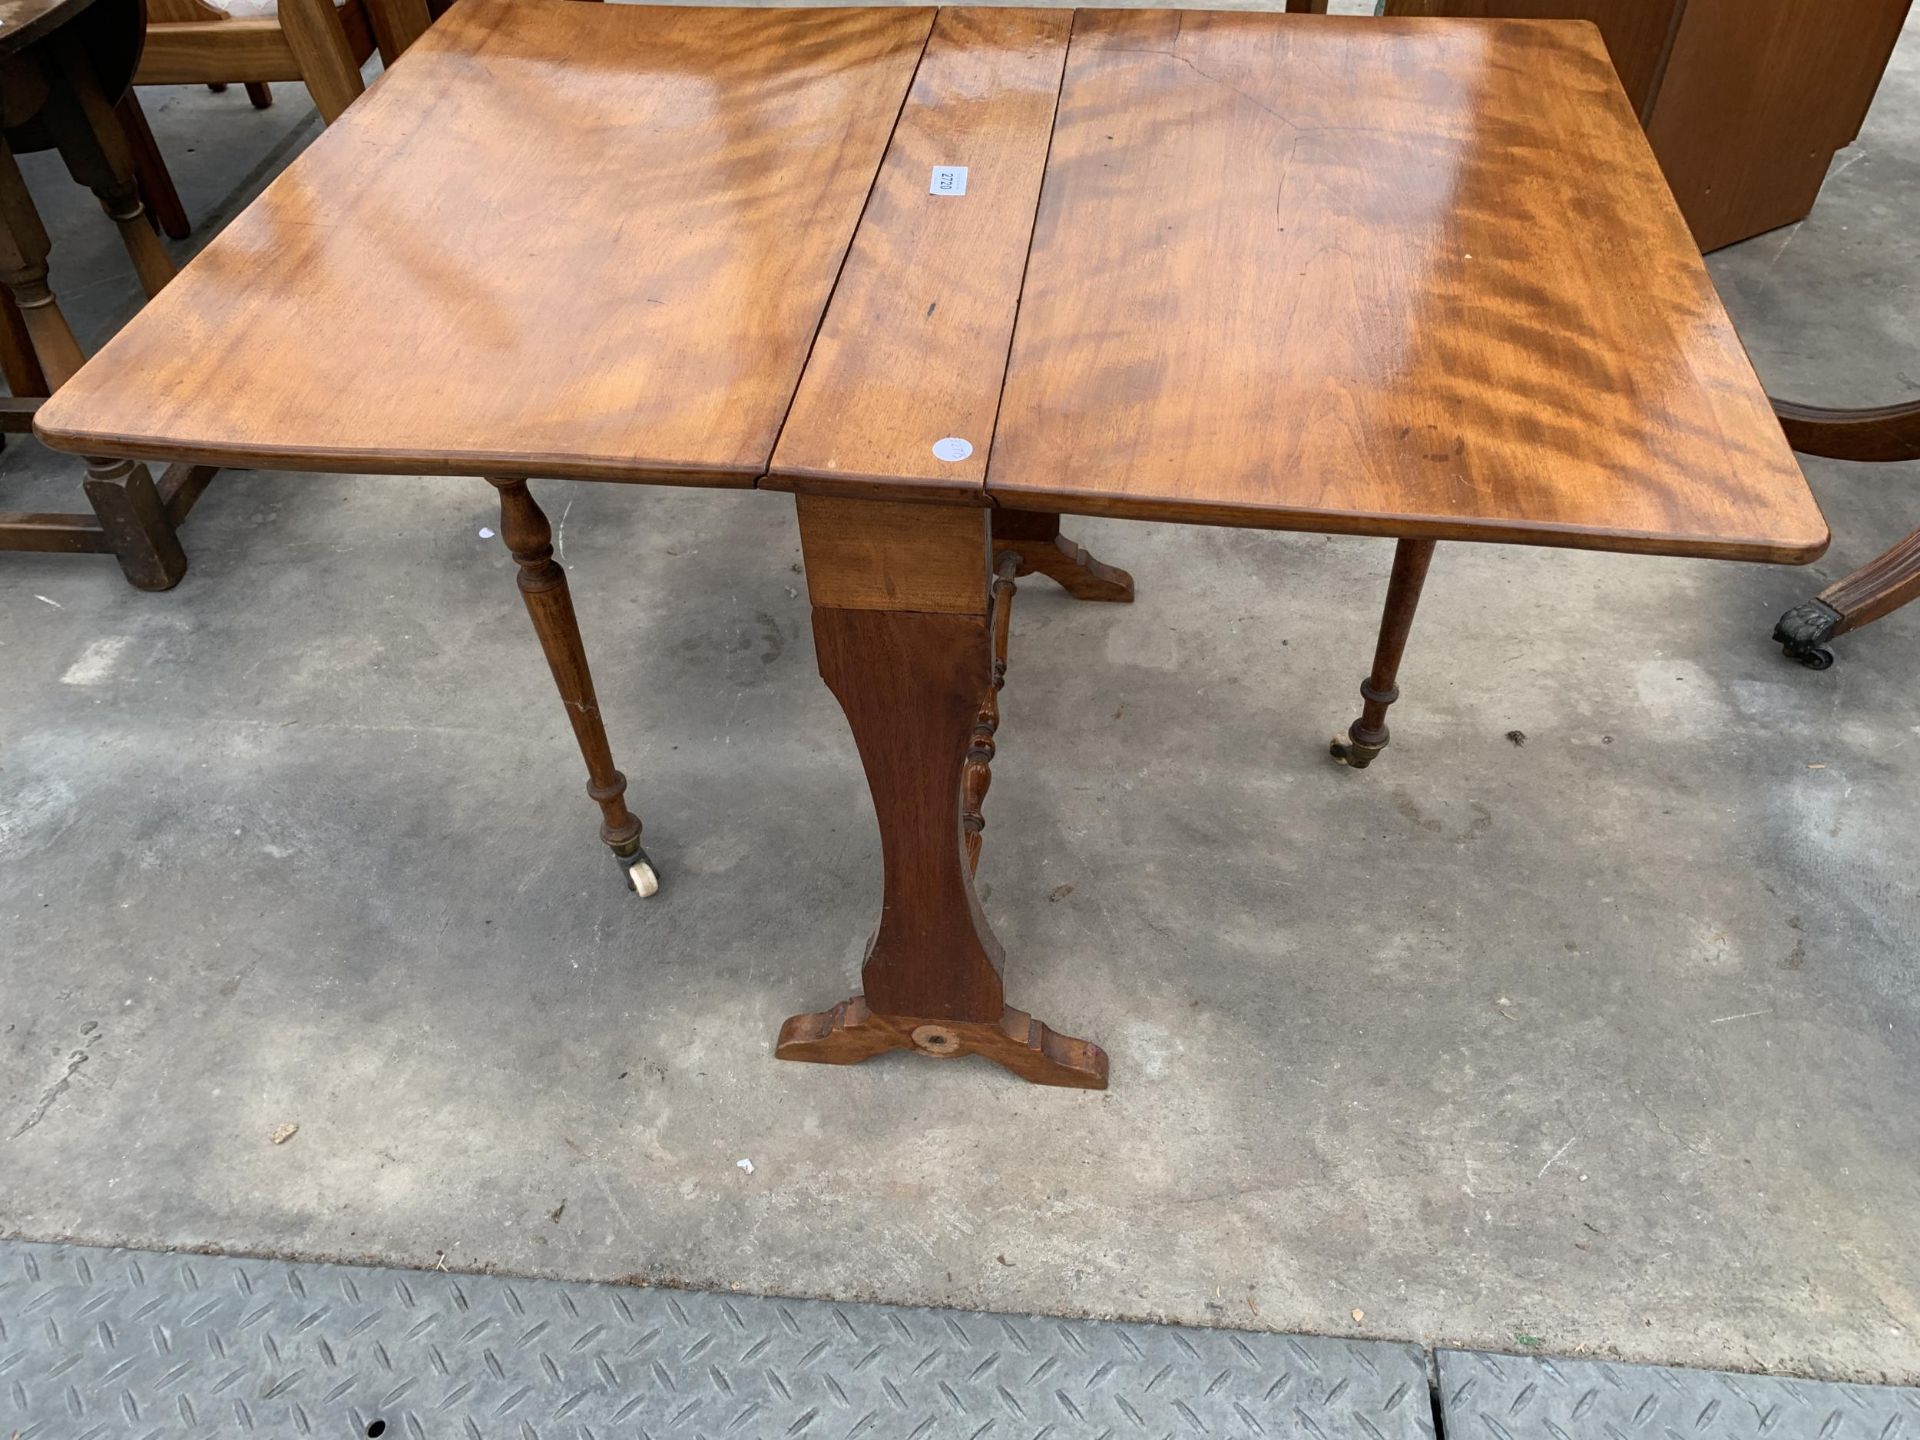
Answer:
1331 537 1436 769
1773 527 1920 671
992 508 1134 603
486 476 657 896
962 550 1020 874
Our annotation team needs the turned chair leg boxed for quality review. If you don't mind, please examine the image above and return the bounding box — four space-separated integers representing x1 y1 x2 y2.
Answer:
0 287 48 396
1331 537 1436 769
486 477 657 896
0 136 186 589
41 33 177 299
116 93 190 242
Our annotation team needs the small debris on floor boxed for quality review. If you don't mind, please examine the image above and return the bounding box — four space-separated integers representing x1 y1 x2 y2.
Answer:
1352 1308 1365 1323
736 1158 754 1175
1049 884 1074 902
997 1254 1012 1266
1515 1332 1544 1348
269 1124 298 1145
549 1199 566 1223
477 527 495 539
1505 729 1527 746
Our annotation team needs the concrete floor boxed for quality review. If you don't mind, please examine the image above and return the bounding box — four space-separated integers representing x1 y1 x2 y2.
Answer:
3 8 1918 1393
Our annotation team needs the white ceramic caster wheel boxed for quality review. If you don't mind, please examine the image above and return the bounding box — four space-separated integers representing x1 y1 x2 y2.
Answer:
628 859 660 897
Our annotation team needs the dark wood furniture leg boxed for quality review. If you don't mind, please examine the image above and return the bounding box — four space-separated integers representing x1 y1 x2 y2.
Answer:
43 29 177 300
776 494 1107 1089
0 135 187 589
485 476 658 895
1331 537 1436 769
991 507 1134 603
0 288 48 396
116 91 191 241
1770 396 1920 669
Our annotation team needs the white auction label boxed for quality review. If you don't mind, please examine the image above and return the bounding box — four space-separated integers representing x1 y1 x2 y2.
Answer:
931 436 973 463
929 165 969 196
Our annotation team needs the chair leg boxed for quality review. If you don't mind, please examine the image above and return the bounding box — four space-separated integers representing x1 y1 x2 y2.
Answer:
279 0 367 124
0 142 87 392
245 82 273 109
40 33 176 299
1775 528 1920 670
1331 538 1436 769
363 0 432 66
0 288 48 397
0 140 188 589
117 93 190 242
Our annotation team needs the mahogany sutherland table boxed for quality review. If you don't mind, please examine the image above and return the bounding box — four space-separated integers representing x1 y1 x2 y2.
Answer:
37 0 1828 1089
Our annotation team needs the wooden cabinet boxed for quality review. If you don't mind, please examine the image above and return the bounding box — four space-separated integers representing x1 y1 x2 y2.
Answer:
1382 0 1914 251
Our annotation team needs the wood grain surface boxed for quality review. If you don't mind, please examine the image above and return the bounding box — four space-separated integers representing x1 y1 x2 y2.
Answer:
1643 0 1914 252
36 0 934 482
0 0 93 54
768 6 1068 501
38 3 1826 563
985 10 1826 561
794 493 989 615
1381 0 1685 117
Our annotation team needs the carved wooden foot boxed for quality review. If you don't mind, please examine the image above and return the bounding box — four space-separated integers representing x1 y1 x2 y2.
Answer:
992 509 1134 603
777 996 1108 1088
1332 537 1435 769
487 477 658 895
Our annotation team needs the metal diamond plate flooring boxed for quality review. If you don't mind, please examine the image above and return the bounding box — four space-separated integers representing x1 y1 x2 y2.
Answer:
1435 1348 1920 1439
0 1238 1433 1439
8 1235 1920 1439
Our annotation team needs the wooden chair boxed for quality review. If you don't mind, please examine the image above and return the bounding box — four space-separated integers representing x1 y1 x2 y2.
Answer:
1 0 213 589
1772 398 1920 668
133 0 429 127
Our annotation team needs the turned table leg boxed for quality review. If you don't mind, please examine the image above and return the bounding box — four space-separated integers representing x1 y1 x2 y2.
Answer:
1331 537 1436 769
991 508 1134 603
486 477 657 896
775 494 1107 1089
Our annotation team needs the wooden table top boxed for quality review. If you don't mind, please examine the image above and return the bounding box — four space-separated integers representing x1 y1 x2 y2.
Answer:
36 1 1827 562
0 0 94 54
